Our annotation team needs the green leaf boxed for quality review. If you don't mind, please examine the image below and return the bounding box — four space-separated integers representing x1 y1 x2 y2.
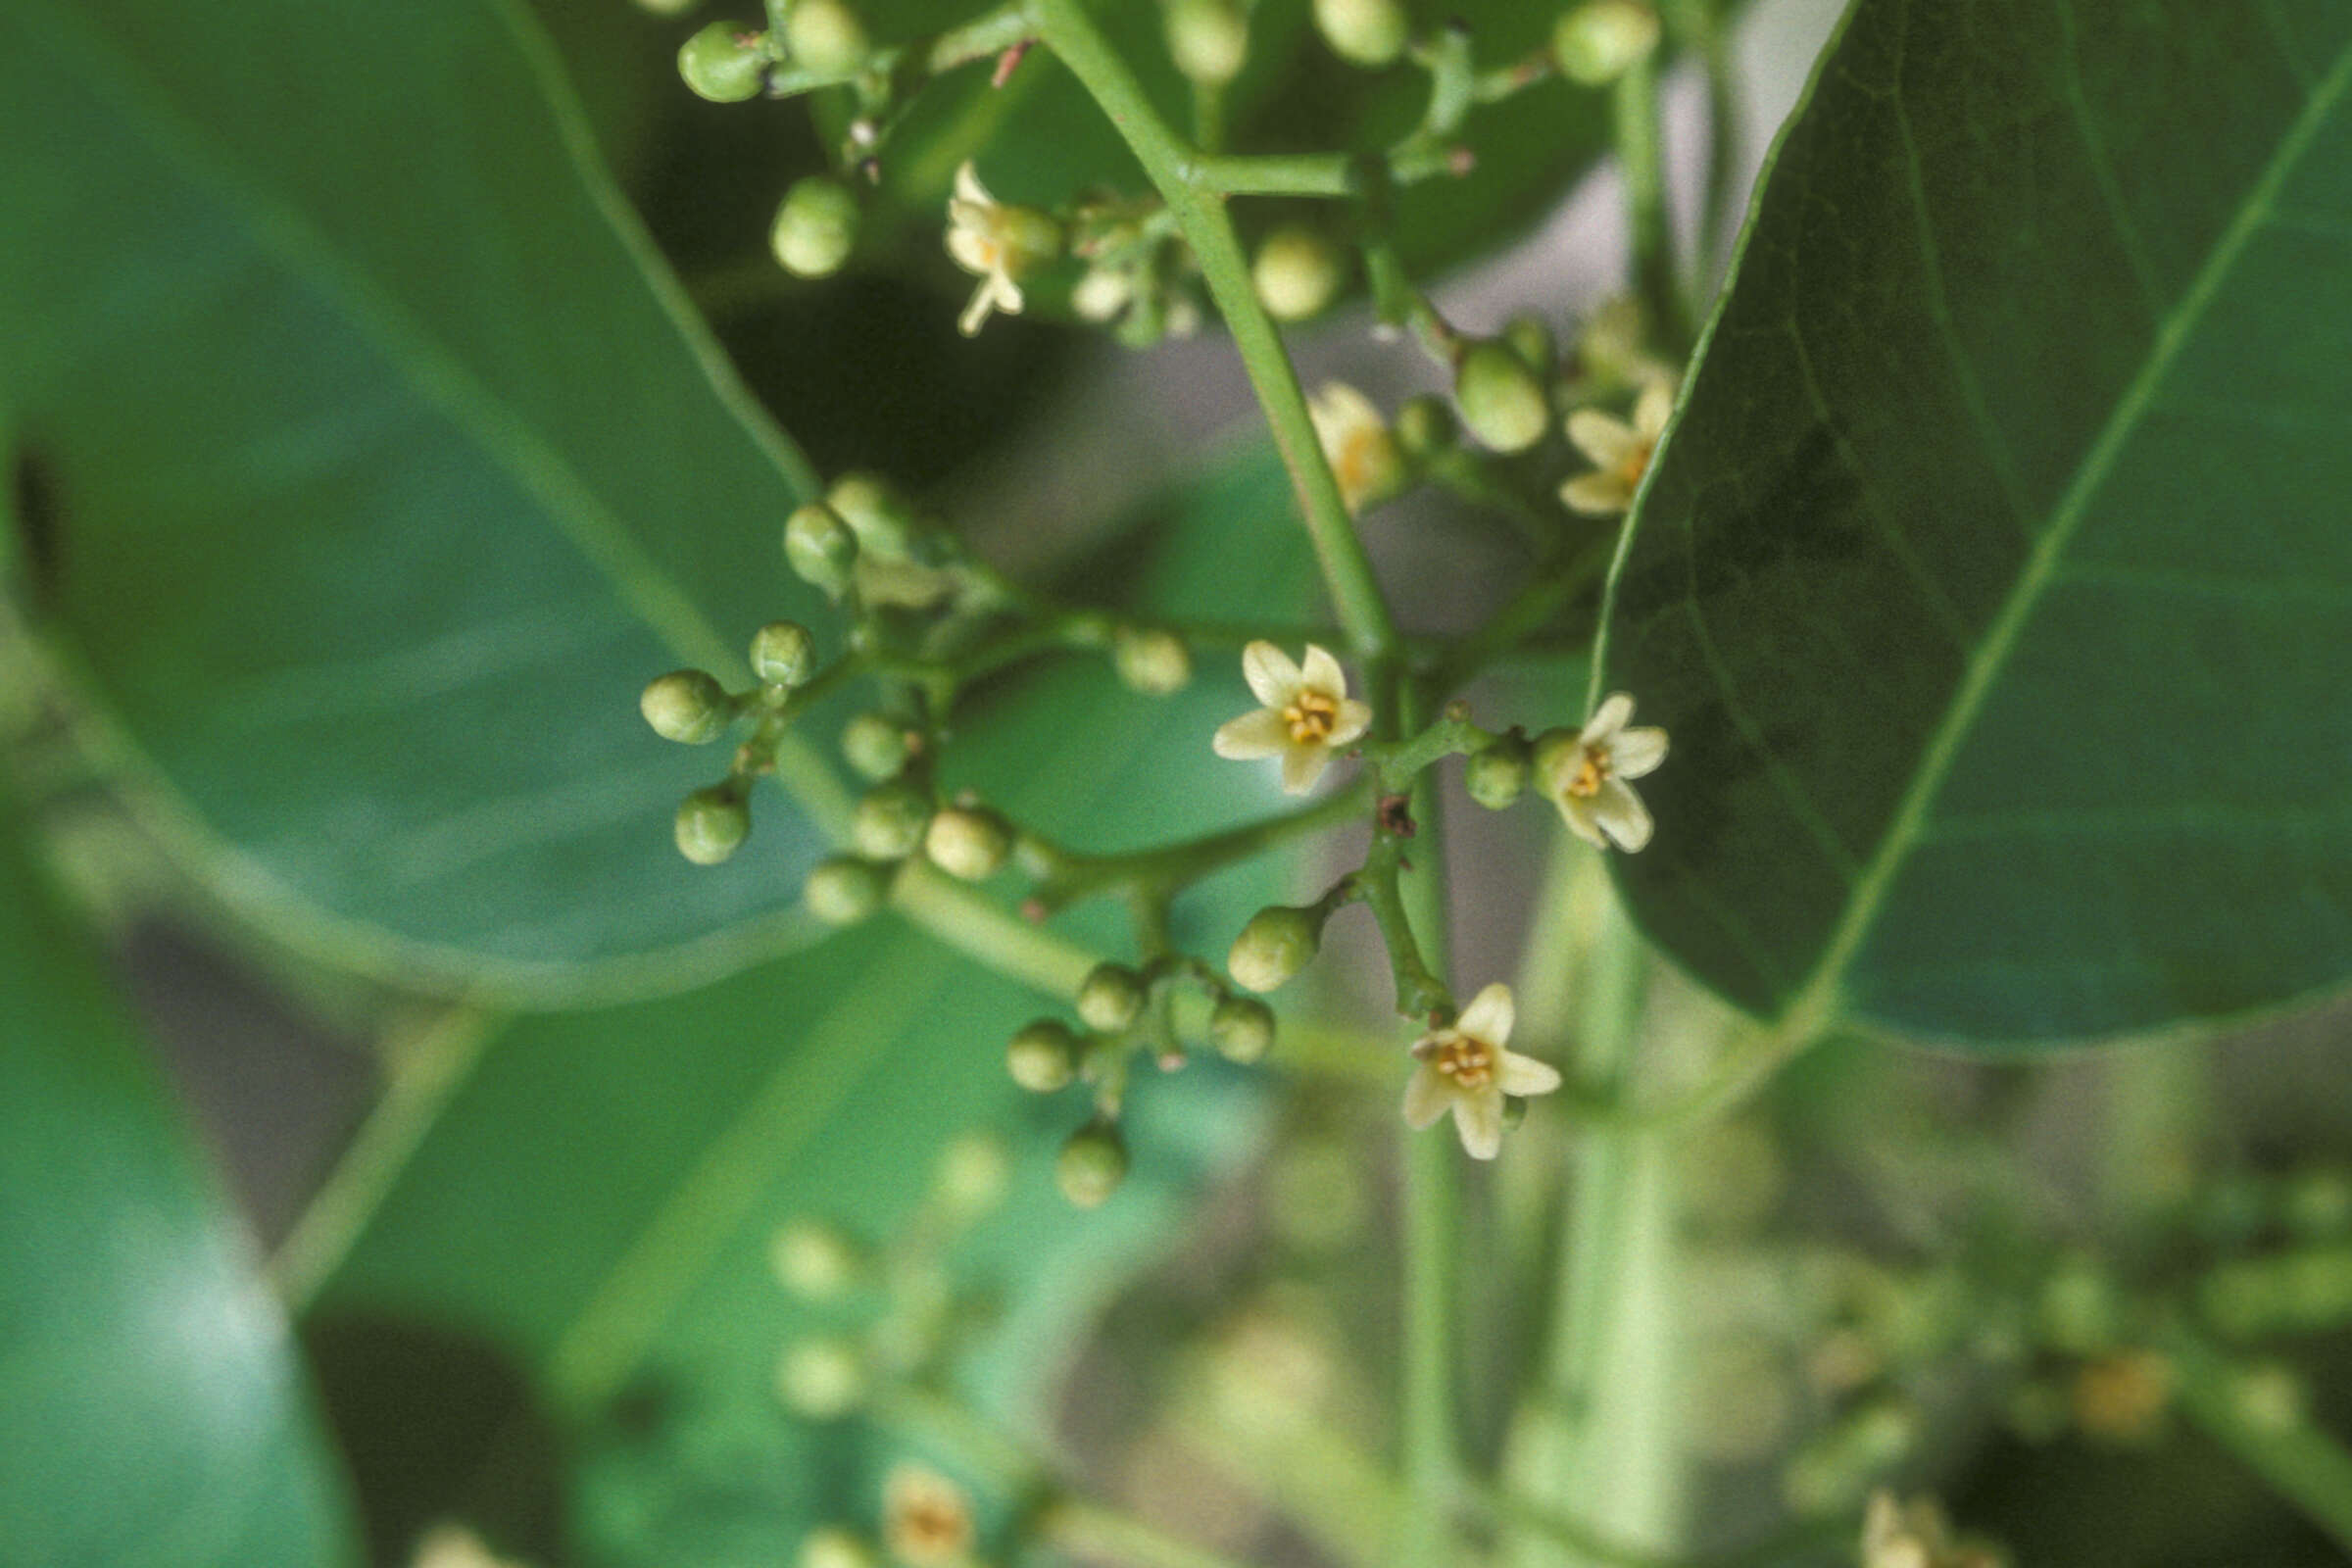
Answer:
0 0 836 998
0 807 358 1566
1601 0 2352 1042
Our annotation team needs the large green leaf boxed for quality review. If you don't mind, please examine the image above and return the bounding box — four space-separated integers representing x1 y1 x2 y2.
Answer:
0 0 834 998
1600 0 2352 1043
0 806 358 1566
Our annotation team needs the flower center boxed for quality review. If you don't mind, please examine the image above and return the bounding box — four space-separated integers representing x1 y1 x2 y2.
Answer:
890 1499 972 1565
1284 689 1340 744
1617 442 1654 493
1433 1034 1495 1089
1565 745 1611 799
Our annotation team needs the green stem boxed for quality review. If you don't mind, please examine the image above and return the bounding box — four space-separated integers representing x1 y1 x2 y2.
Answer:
2159 1324 2352 1555
1030 0 1397 662
1191 152 1360 197
1612 54 1689 358
1662 0 1740 283
1029 780 1370 910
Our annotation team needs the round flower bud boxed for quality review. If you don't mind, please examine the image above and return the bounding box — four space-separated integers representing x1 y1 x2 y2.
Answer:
750 620 818 687
1006 1019 1080 1093
769 1218 863 1300
678 22 770 102
852 783 931 860
771 175 861 278
1503 312 1556 374
675 786 751 864
931 1132 1011 1220
840 711 911 781
826 472 920 562
1454 340 1551 453
798 1528 880 1568
1251 224 1344 321
1056 1119 1130 1208
2036 1252 2120 1353
1392 393 1456 461
1166 0 1250 86
1528 726 1585 798
1112 625 1193 695
1209 996 1275 1064
804 855 889 925
784 501 859 597
1312 0 1408 68
641 668 732 744
1552 0 1661 87
1075 962 1148 1032
923 807 1013 881
1228 905 1323 994
776 1335 866 1419
782 0 868 76
1465 737 1530 810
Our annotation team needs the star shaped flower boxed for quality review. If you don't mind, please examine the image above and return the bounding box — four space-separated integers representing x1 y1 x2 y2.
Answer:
945 161 1062 337
1401 983 1562 1159
1212 641 1373 794
1560 378 1674 515
1535 692 1668 852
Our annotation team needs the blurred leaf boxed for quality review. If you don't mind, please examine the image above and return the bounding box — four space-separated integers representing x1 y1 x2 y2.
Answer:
1602 0 2352 1042
0 805 358 1566
0 0 836 1000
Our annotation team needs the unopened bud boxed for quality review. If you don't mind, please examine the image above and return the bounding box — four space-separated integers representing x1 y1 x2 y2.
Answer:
1391 394 1456 461
1252 225 1344 321
840 711 911 781
1209 996 1275 1063
1553 0 1660 86
1229 905 1323 994
782 0 868 76
769 1219 863 1300
1056 1119 1129 1207
1112 626 1193 695
1166 0 1250 86
1312 0 1408 67
678 22 770 102
1503 312 1556 374
776 1336 866 1419
1454 340 1550 453
1076 963 1149 1032
1006 1019 1080 1093
641 669 733 744
826 472 920 561
784 501 858 597
1466 738 1530 809
2035 1252 2120 1354
923 807 1013 881
771 175 861 277
750 620 818 686
852 782 931 860
676 786 751 864
804 855 889 924
932 1132 1011 1220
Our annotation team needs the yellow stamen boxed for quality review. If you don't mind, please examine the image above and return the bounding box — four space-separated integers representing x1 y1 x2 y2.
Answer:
1432 1034 1495 1089
1284 689 1340 744
1566 747 1610 799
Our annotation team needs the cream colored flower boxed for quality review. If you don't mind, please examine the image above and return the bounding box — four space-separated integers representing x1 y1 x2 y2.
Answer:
1212 641 1373 794
1534 693 1667 852
945 161 1062 337
1402 983 1561 1159
1307 381 1408 514
1561 378 1673 515
882 1464 974 1568
1860 1492 2003 1568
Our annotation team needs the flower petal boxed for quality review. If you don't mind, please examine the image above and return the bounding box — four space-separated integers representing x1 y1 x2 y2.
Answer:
1560 472 1632 515
1581 693 1635 747
1454 983 1514 1050
1279 742 1332 795
1497 1050 1563 1098
1554 791 1608 849
1298 644 1349 702
1633 378 1675 441
1609 724 1668 779
946 226 995 275
1213 708 1292 760
1451 1091 1504 1160
954 160 992 207
956 279 997 338
1326 699 1374 751
1401 1064 1452 1129
1592 776 1653 852
1242 641 1301 709
1566 409 1641 469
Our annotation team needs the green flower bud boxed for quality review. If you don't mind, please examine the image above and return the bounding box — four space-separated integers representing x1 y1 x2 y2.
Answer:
1312 0 1408 68
750 620 818 687
1006 1018 1080 1093
1209 996 1275 1064
1056 1118 1130 1207
1465 737 1530 809
1112 625 1193 695
923 806 1013 881
851 782 931 860
1251 224 1344 321
1503 311 1556 374
1166 0 1250 86
640 668 732 744
1528 725 1585 797
804 855 889 924
781 0 868 76
1391 393 1456 461
1552 0 1661 87
770 175 861 278
840 711 911 781
776 1335 866 1419
1454 340 1551 453
2035 1252 2120 1354
826 471 920 561
678 21 770 102
798 1528 880 1568
1228 905 1323 994
1075 962 1148 1032
675 786 751 864
931 1132 1011 1220
769 1218 863 1300
784 500 859 597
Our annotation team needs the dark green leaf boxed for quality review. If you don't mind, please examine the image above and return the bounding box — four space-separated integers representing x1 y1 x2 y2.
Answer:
0 807 358 1566
1602 0 2352 1042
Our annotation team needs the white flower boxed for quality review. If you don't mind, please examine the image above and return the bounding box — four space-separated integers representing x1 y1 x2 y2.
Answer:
1560 378 1673 515
1535 692 1668 853
1211 641 1373 794
1401 983 1562 1159
945 161 1062 337
882 1464 974 1568
1307 381 1408 514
